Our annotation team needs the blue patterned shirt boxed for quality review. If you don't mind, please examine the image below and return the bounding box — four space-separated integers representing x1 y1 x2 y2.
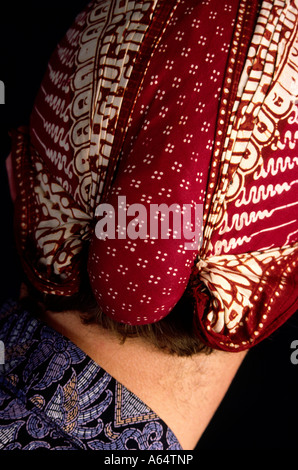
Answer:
0 300 182 450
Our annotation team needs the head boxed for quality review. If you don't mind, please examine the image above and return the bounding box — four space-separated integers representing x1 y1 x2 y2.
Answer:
10 1 213 358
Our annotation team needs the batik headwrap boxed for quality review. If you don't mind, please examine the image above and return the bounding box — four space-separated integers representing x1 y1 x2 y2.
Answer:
10 0 298 351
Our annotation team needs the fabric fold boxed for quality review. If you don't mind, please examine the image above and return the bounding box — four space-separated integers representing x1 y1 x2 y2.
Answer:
191 245 298 350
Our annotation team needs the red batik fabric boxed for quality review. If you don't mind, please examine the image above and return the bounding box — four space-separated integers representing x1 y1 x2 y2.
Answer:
12 0 175 295
88 0 246 323
9 0 298 352
191 0 298 350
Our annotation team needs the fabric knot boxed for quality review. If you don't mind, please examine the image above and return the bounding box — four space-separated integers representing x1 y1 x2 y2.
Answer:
196 258 208 271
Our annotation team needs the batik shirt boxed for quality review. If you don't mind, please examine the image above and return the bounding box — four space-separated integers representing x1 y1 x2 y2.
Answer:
0 300 182 450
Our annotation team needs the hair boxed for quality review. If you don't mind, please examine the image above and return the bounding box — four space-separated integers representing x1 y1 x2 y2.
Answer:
20 272 212 357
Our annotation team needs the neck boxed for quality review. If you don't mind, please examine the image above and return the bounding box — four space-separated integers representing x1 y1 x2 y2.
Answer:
40 308 246 450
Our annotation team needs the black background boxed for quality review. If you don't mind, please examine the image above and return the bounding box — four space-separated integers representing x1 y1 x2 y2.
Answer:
0 1 297 451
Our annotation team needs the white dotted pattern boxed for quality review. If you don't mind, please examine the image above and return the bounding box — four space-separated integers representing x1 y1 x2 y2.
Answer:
89 0 239 324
